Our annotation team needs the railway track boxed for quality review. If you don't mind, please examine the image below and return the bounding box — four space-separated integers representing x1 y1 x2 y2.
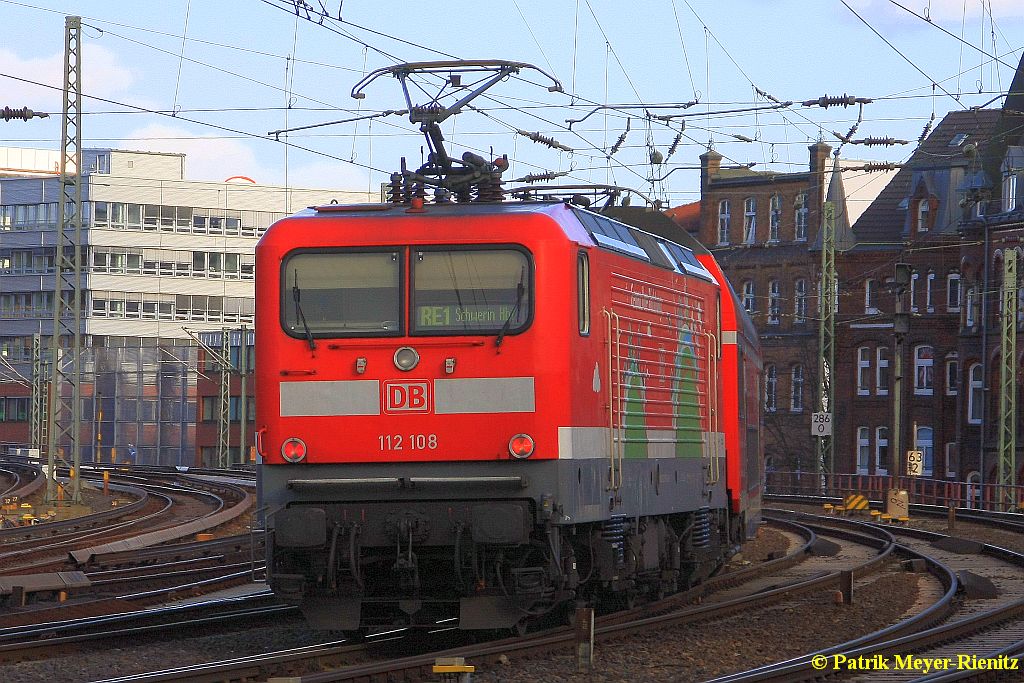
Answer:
702 506 1024 683
0 473 258 632
73 518 906 683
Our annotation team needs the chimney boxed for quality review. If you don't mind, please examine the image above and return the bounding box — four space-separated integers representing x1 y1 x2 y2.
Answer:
809 142 831 176
700 149 723 194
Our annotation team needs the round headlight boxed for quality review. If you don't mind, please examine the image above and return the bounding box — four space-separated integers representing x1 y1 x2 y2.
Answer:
508 434 535 459
281 437 307 463
394 346 420 371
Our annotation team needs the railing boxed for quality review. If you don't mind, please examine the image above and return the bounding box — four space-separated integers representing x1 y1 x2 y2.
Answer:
766 470 1024 512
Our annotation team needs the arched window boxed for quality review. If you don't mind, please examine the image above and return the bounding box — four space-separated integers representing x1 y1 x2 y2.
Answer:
764 365 777 412
790 365 804 412
916 197 930 232
913 345 933 395
945 355 959 396
947 272 961 312
968 363 983 424
717 199 731 245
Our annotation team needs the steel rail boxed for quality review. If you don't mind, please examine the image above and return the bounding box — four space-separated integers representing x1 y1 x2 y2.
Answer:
84 519 898 683
703 509 1024 683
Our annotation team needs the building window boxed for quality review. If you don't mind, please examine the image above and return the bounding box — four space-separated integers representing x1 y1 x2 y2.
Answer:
864 279 879 314
947 273 961 312
794 192 808 241
742 280 755 313
765 365 777 412
916 197 930 232
915 425 934 476
1004 172 1017 212
909 271 919 312
790 365 804 412
768 193 781 242
876 346 889 395
794 278 807 323
946 443 958 478
718 199 731 245
913 345 934 395
965 286 977 327
857 346 871 395
743 197 757 243
875 426 889 475
945 357 958 396
768 280 780 324
0 397 29 421
856 427 870 474
926 271 935 312
968 363 983 424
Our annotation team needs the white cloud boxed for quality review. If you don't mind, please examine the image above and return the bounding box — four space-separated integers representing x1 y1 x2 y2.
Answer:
121 122 371 191
0 44 134 113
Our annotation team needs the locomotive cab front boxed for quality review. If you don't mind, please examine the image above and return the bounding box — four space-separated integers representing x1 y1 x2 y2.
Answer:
257 204 577 631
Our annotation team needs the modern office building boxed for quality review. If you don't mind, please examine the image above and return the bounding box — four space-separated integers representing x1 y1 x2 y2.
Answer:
0 147 373 465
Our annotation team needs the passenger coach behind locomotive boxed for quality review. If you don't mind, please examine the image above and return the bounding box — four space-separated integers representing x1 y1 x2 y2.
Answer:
255 193 763 632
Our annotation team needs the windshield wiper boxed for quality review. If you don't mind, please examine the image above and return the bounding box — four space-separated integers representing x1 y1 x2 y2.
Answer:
292 271 316 351
495 267 526 350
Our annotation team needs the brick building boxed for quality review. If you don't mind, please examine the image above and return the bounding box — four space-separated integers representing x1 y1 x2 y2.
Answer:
954 60 1024 490
836 112 994 479
694 143 838 472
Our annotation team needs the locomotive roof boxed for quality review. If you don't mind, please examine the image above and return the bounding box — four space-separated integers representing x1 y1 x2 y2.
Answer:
307 199 567 217
294 199 715 284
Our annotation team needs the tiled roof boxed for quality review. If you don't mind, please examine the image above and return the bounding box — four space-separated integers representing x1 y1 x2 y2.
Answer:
664 200 701 231
851 109 1002 246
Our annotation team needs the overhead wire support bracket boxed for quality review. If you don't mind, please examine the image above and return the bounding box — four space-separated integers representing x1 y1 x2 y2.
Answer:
267 109 408 139
569 101 792 129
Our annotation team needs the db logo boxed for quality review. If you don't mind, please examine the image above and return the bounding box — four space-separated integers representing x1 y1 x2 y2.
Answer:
383 381 431 414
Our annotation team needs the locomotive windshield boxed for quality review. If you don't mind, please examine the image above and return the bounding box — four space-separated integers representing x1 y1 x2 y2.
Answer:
283 250 402 337
412 248 531 335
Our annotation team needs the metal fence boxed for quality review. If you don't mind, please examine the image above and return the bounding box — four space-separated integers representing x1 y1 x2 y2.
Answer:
766 471 1024 512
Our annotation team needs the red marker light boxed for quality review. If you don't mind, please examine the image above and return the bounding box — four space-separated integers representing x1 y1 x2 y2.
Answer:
508 434 535 459
281 437 307 462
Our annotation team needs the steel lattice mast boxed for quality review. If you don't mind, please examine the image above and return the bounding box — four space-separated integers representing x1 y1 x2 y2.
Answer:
30 333 47 454
997 249 1017 509
817 201 836 482
219 330 231 467
46 15 84 504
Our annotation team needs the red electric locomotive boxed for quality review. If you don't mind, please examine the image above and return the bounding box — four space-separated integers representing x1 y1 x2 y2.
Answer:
255 195 763 631
255 60 762 632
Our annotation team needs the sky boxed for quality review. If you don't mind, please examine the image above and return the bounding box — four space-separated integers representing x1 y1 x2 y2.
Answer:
0 0 1021 206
